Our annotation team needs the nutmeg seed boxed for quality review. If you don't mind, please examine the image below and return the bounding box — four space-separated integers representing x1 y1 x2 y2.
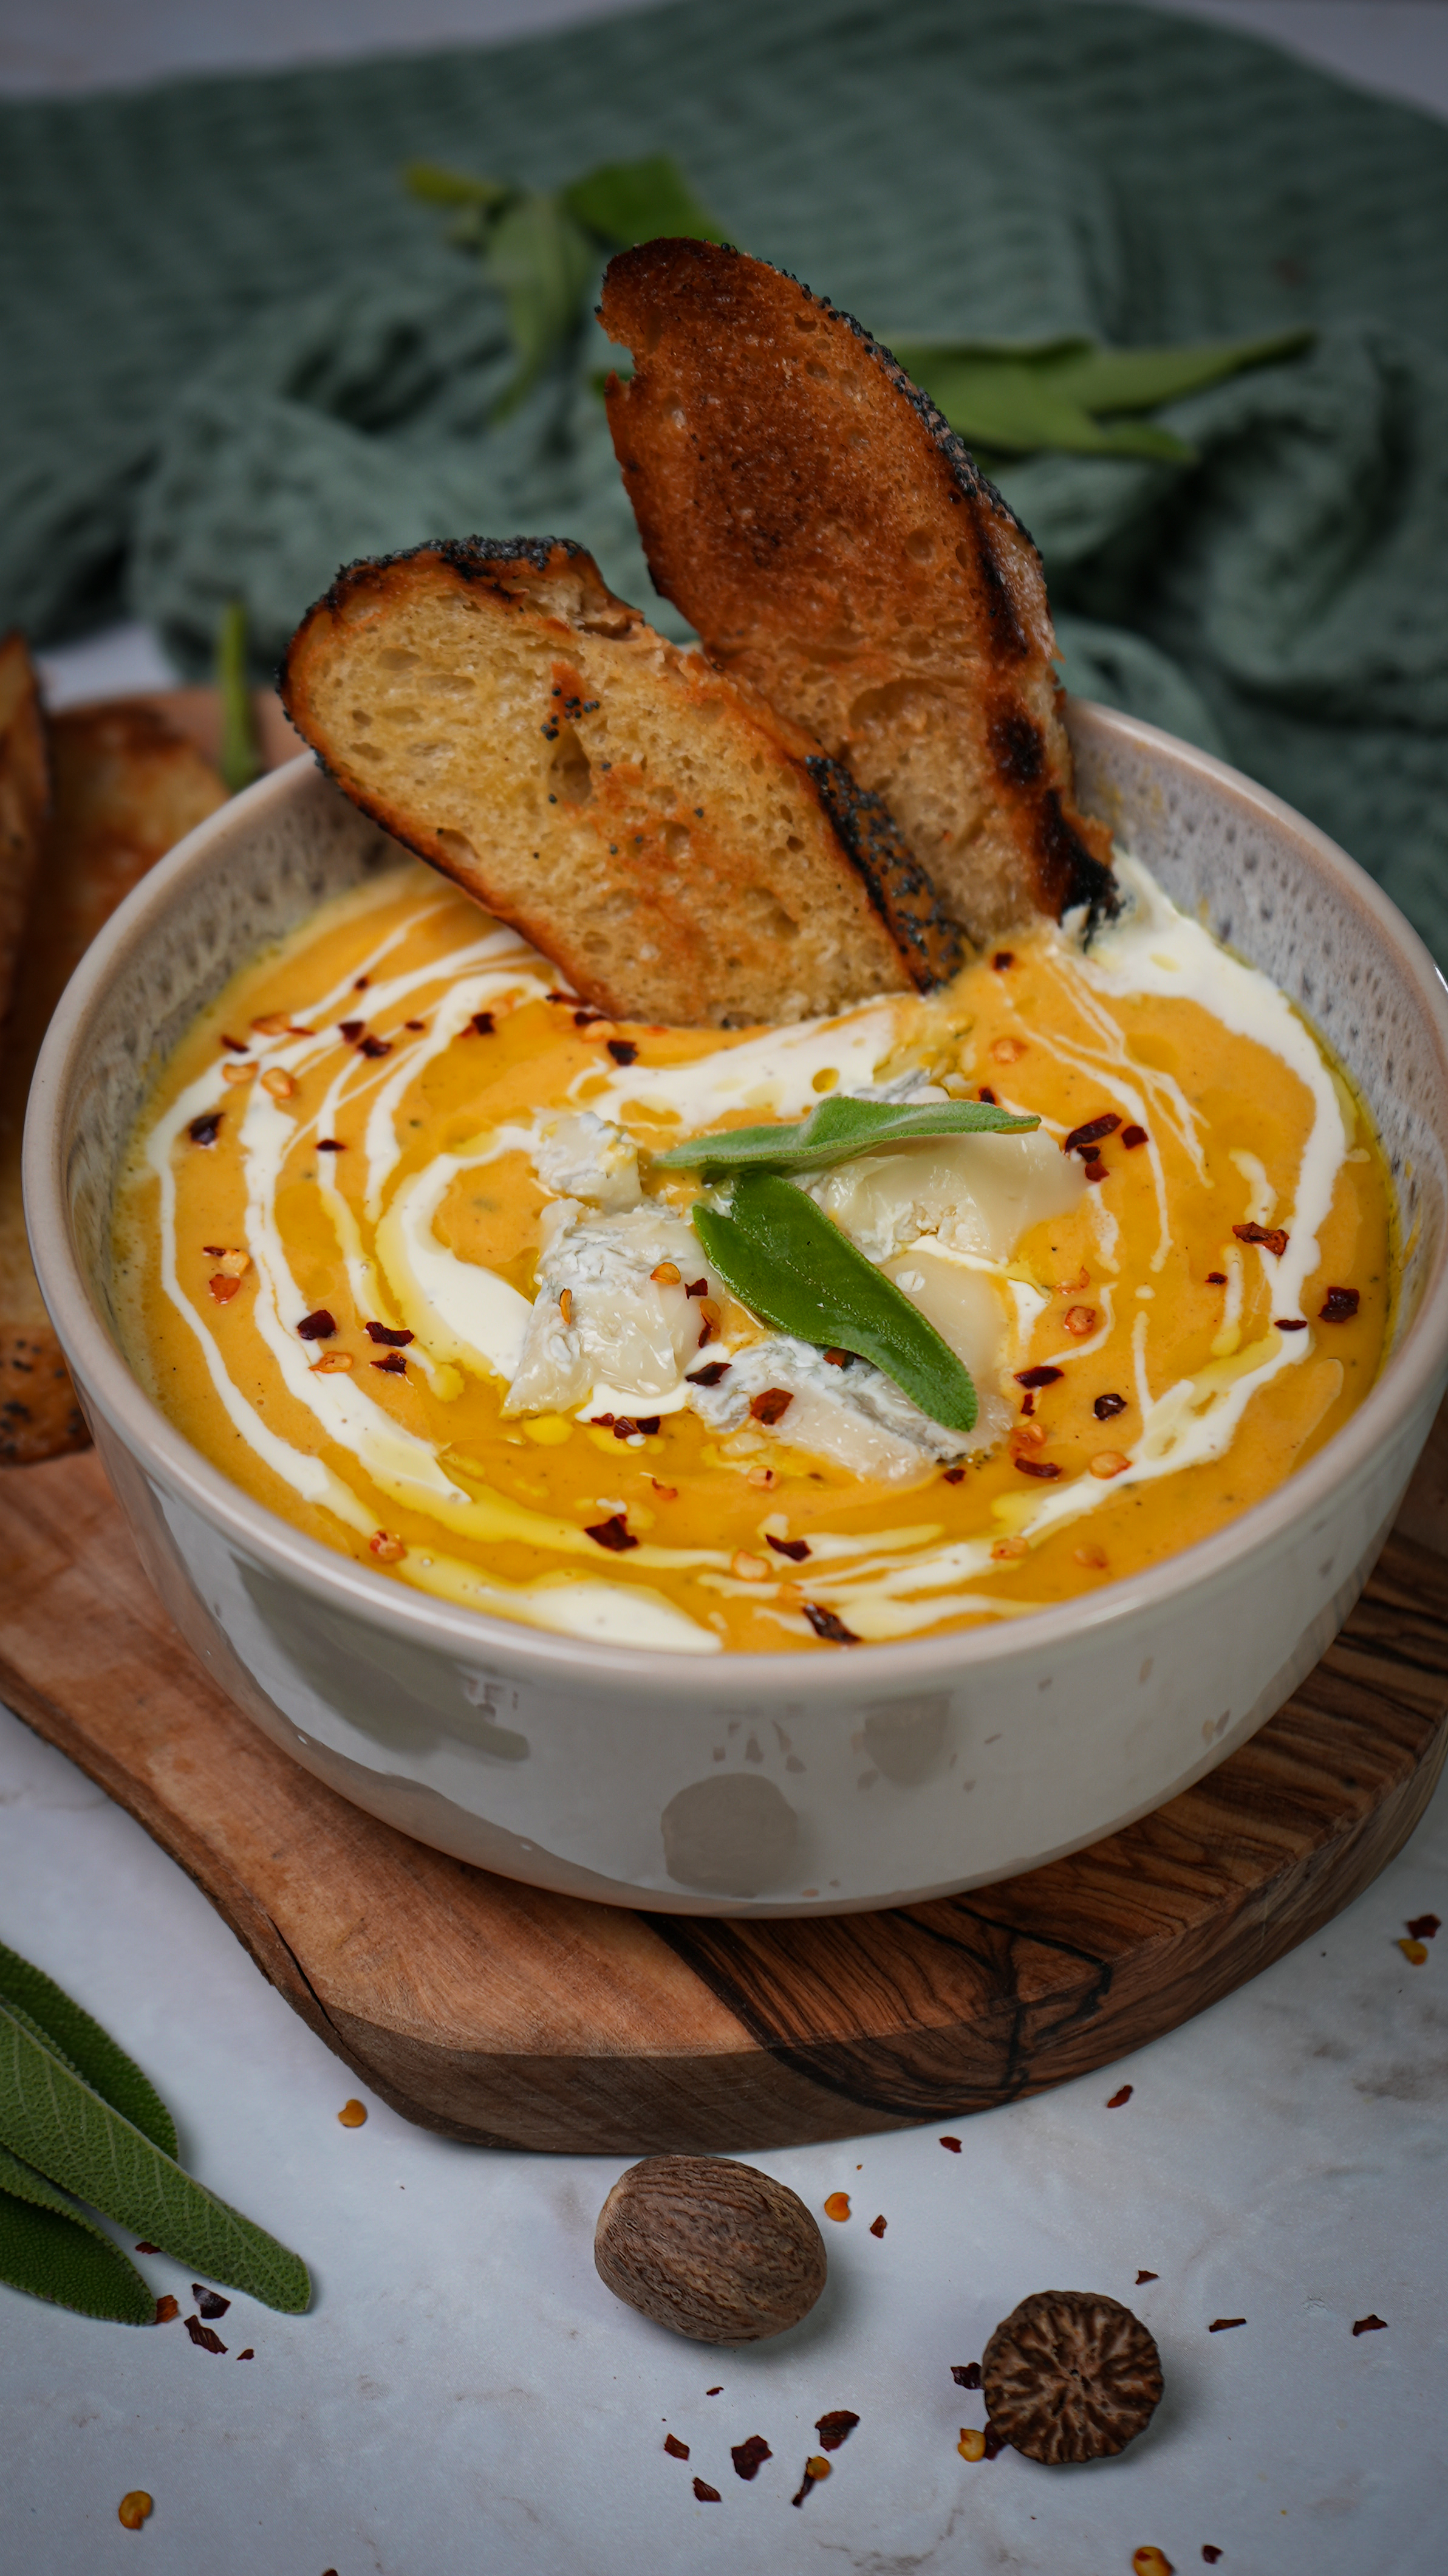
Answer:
593 2154 827 2344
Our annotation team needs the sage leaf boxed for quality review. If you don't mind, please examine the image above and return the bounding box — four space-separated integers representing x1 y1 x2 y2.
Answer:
654 1092 1037 1177
0 2001 309 2312
0 2181 154 2326
561 153 723 250
893 326 1314 462
0 1941 177 2158
216 599 260 796
486 191 599 417
692 1171 977 1434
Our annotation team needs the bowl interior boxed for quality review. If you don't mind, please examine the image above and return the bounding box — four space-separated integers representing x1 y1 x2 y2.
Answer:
52 705 1448 1488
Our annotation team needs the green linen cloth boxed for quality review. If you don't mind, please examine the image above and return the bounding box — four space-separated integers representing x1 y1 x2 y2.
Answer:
2 0 1446 950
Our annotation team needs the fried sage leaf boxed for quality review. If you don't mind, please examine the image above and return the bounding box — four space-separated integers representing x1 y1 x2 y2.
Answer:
0 1998 309 2312
0 2142 153 2324
0 1939 177 2159
692 1172 977 1434
654 1093 1036 1179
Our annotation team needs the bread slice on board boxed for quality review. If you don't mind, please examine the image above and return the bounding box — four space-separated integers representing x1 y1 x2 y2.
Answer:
1 698 227 1465
599 241 1116 945
0 633 49 1037
281 537 961 1027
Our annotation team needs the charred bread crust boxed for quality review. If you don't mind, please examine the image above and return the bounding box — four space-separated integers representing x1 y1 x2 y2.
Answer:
281 537 954 1026
600 240 1118 943
0 1327 89 1464
804 755 961 987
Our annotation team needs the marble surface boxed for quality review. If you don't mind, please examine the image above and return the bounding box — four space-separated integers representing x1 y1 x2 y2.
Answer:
4 1691 1446 2575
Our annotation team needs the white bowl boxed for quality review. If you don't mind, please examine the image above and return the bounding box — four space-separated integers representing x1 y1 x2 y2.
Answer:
24 705 1448 1914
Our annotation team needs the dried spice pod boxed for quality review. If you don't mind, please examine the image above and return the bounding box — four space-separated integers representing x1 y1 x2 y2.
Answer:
594 2154 826 2344
982 2290 1163 2464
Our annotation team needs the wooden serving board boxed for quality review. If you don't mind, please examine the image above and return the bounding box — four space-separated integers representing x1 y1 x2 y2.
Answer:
3 1411 1447 2156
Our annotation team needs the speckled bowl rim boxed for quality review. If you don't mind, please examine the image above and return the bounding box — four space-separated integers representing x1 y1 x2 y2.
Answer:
25 706 1448 1701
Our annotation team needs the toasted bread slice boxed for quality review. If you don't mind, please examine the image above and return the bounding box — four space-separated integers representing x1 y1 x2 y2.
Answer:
281 538 960 1027
600 241 1117 944
0 700 227 1465
0 632 49 1038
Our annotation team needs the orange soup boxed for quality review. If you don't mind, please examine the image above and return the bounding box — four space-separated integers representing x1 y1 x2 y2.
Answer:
112 851 1392 1654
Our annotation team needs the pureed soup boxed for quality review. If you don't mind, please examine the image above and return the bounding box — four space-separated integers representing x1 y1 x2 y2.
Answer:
113 851 1392 1656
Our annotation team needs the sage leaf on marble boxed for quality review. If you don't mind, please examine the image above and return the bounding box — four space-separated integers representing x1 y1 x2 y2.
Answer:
893 326 1314 462
692 1170 977 1434
654 1093 1036 1179
0 1939 177 2157
0 2140 153 2324
0 1974 309 2314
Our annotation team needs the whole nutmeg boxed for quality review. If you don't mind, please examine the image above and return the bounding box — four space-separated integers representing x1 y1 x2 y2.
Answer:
982 2289 1163 2464
594 2154 827 2343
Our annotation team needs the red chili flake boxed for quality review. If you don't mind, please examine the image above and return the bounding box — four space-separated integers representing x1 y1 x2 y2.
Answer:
940 2136 962 2153
208 1271 240 1304
1094 1392 1127 1420
791 2462 824 2507
354 976 370 990
1121 1124 1149 1149
732 2436 772 2480
1208 2317 1246 2332
186 1112 223 1147
358 1033 392 1059
586 1514 638 1553
365 1322 414 1346
692 2478 721 2504
337 1019 364 1041
869 2215 886 2238
823 1347 851 1366
1407 1914 1441 1940
296 1309 336 1341
952 2363 982 2389
318 1139 345 1153
371 1352 407 1374
943 1465 966 1482
978 1086 998 1105
154 2295 179 2324
1016 1457 1062 1479
219 1033 248 1053
1320 1285 1360 1321
547 990 575 1004
635 1416 662 1435
237 2348 254 2360
611 1417 638 1439
1202 2552 1223 2566
405 1019 426 1031
607 1038 639 1066
1274 1318 1308 1332
193 2287 230 2318
696 1315 718 1348
135 2241 161 2255
573 1007 609 1027
685 1361 730 1387
664 2434 690 2460
1083 1157 1108 1183
1064 1113 1121 1156
991 950 1015 971
1019 1391 1036 1416
1016 1365 1064 1389
767 1533 810 1561
1352 2314 1388 2335
816 2410 859 2450
184 2315 227 2354
1234 1221 1288 1256
1205 1270 1227 1284
1136 2270 1159 2284
468 1011 495 1036
982 2425 1007 2459
750 1387 794 1425
1107 2084 1133 2108
803 1603 859 1645
685 1278 709 1298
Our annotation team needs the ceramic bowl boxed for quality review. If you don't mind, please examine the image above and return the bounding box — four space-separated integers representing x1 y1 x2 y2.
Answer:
24 706 1448 1914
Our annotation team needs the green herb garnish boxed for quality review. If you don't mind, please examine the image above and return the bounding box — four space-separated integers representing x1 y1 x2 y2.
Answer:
0 1939 309 2321
692 1171 977 1434
216 597 261 795
654 1092 1037 1179
405 151 723 419
891 327 1314 464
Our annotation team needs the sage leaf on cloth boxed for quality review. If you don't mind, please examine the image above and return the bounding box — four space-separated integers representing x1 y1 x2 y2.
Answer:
0 1938 177 2157
0 2140 153 2324
0 1995 309 2312
692 1171 977 1434
654 1093 1037 1177
216 598 261 797
894 327 1313 461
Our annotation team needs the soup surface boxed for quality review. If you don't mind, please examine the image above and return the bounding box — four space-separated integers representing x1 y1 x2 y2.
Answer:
114 852 1392 1654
